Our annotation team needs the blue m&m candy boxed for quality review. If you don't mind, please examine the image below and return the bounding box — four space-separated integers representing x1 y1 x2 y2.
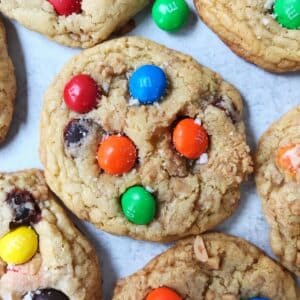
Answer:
129 65 167 104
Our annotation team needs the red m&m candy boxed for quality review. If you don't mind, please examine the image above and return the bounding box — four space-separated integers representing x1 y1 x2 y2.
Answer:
146 287 182 300
173 118 208 159
64 74 99 113
48 0 82 16
97 135 137 175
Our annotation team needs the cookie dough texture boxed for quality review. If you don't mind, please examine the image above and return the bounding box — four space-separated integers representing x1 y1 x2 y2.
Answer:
40 37 253 242
0 169 101 299
113 233 300 300
256 106 300 276
0 0 149 48
194 0 300 72
0 19 15 143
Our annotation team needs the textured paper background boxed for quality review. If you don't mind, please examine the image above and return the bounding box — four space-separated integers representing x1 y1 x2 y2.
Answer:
0 1 299 298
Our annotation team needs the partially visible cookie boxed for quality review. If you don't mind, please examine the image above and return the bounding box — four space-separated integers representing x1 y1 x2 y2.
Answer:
113 233 299 300
256 106 300 276
0 169 101 299
194 0 300 72
40 36 253 242
0 0 149 48
0 19 16 143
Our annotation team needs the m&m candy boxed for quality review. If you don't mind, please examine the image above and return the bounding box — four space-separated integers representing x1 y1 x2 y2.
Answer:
275 144 300 176
64 74 99 113
146 287 182 300
97 135 137 175
0 226 38 265
48 0 82 16
274 0 300 29
23 288 70 300
152 0 189 32
129 65 167 104
173 118 209 159
248 298 270 300
121 186 156 225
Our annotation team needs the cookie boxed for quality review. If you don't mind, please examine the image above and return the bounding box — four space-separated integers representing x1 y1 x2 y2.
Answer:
0 169 101 299
0 0 149 48
40 36 253 242
113 233 300 300
194 0 300 73
0 19 16 143
255 106 300 276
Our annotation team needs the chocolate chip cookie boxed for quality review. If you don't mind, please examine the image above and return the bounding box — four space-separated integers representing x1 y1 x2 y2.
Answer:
256 106 300 276
40 37 253 242
0 19 16 143
194 0 300 72
0 169 101 299
113 233 300 299
0 0 149 48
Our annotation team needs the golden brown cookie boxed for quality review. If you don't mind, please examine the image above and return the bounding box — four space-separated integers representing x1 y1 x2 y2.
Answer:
255 106 300 276
0 0 149 48
0 19 16 143
40 36 252 242
113 233 300 300
0 169 101 299
194 0 300 72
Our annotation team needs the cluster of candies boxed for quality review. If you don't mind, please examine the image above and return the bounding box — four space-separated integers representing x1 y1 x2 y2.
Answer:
63 64 209 226
145 287 270 300
276 144 300 177
47 0 190 32
46 0 300 31
273 0 300 29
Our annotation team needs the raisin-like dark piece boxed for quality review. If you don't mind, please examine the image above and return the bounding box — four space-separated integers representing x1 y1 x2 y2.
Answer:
211 96 239 123
23 288 69 300
6 189 41 229
64 119 89 146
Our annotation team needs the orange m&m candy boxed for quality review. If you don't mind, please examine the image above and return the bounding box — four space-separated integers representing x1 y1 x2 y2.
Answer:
146 287 182 300
275 144 300 176
173 118 209 159
97 135 137 175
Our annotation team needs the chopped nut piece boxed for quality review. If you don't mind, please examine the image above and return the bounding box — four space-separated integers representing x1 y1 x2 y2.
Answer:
222 294 238 300
290 201 300 216
206 256 221 270
0 259 6 276
194 236 209 262
296 252 300 266
205 290 216 300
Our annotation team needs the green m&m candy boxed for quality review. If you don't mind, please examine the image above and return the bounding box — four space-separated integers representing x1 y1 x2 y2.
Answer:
274 0 300 29
121 186 156 225
152 0 189 32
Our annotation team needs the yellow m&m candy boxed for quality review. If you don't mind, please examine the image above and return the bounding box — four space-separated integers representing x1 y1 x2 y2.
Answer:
0 226 38 265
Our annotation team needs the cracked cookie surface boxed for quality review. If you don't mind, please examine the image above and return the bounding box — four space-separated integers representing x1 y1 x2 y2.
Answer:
40 36 253 242
113 233 300 300
0 169 101 299
256 106 300 276
194 0 300 72
0 0 149 48
0 19 16 143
